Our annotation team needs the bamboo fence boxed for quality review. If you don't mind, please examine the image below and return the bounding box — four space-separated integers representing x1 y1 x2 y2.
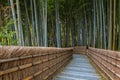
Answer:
87 47 120 80
73 46 86 54
0 46 73 80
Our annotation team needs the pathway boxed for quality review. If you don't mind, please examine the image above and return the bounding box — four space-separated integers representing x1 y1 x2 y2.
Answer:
54 54 101 80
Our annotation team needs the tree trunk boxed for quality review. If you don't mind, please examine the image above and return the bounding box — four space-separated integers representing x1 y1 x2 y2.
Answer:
113 0 116 50
96 0 100 48
42 0 48 47
93 0 97 47
33 0 40 46
55 0 61 48
84 6 87 46
99 0 103 48
88 13 92 46
65 17 68 47
119 0 120 50
102 0 106 49
16 0 24 46
38 8 43 46
10 0 19 45
107 0 110 49
30 0 36 46
109 0 113 50
72 19 75 47
24 0 32 46
78 19 80 46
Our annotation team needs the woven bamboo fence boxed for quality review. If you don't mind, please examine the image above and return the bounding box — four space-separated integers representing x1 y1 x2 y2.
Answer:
0 46 73 80
87 47 120 80
73 46 86 54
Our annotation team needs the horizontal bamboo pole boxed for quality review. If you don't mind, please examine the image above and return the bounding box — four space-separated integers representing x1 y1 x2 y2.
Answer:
0 53 61 76
88 48 120 80
0 52 57 63
88 54 113 80
89 49 120 69
22 52 72 80
0 46 73 80
23 60 66 80
89 48 120 61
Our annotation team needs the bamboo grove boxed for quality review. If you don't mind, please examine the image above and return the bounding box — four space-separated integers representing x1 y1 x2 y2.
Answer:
0 0 120 50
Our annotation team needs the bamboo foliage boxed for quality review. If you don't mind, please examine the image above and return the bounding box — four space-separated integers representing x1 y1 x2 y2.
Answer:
1 0 120 50
0 0 94 47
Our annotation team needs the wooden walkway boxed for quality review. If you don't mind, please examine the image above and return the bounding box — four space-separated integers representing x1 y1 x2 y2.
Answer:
54 54 101 80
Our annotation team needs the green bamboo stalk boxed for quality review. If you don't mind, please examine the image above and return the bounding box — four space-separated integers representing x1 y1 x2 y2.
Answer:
109 0 113 50
113 0 116 50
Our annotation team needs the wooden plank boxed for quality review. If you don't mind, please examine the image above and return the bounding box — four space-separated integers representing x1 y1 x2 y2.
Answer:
55 54 101 80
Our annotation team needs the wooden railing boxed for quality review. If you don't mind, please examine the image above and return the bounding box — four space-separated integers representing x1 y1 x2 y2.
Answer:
87 47 120 80
0 46 73 80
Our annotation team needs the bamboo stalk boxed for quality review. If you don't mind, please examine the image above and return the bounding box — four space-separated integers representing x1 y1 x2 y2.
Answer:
0 67 18 76
110 0 113 50
113 0 116 50
22 75 33 80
